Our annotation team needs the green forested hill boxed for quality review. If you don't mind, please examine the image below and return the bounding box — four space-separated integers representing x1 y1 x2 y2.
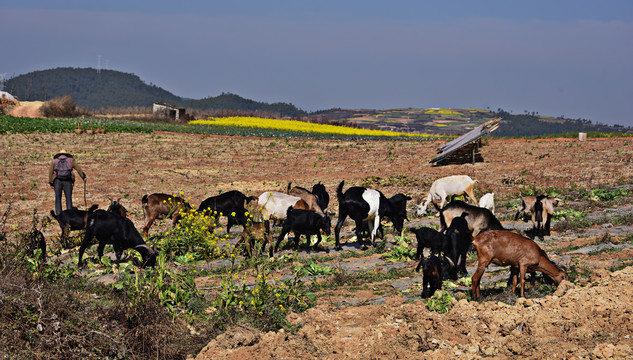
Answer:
3 67 306 116
4 68 181 109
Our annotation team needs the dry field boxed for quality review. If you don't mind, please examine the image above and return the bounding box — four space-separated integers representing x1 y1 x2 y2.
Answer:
2 131 633 359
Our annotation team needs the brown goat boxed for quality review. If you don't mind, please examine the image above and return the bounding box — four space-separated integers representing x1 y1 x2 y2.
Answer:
471 230 568 301
435 200 504 237
141 193 192 238
238 222 272 257
286 182 324 215
515 195 561 238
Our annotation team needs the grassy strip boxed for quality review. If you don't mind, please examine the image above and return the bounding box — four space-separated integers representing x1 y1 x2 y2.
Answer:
0 115 446 140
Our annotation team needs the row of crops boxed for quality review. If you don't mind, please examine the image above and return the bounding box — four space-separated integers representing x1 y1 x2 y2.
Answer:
0 115 449 140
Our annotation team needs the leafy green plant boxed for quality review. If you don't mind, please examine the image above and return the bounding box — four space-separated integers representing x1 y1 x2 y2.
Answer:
382 236 416 262
426 290 454 314
554 208 586 221
294 259 334 276
578 187 630 202
114 252 203 314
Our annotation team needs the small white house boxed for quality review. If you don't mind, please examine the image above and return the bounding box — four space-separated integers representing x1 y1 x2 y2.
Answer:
0 91 16 101
152 102 185 120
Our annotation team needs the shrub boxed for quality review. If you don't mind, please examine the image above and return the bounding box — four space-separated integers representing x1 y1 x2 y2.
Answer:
211 264 316 332
156 207 230 260
40 95 82 118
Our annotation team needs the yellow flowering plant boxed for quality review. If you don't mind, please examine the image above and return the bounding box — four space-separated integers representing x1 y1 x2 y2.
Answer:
190 116 436 138
156 207 226 260
212 263 316 331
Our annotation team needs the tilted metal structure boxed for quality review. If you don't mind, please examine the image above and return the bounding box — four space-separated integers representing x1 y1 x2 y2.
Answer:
430 118 501 165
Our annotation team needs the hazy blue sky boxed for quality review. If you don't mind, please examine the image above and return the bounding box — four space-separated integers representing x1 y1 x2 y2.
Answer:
1 1 632 126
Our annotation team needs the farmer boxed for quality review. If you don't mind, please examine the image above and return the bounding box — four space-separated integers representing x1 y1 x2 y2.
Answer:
49 150 87 216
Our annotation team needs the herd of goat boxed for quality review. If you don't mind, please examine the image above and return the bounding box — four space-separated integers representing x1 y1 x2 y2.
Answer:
48 174 568 300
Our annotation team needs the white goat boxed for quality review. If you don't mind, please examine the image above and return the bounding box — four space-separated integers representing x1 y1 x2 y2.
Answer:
416 175 478 215
478 192 495 214
257 191 302 222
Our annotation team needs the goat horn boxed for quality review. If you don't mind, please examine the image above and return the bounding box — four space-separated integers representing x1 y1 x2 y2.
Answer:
135 244 155 254
445 256 455 267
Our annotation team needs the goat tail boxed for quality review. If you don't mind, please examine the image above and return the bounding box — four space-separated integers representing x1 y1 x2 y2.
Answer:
141 194 149 205
287 181 293 194
336 180 345 199
88 204 98 213
50 210 58 220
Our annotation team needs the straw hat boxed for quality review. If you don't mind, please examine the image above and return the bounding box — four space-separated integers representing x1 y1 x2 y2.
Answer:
53 150 72 158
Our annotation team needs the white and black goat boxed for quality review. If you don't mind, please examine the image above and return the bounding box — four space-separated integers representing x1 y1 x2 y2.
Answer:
334 181 411 250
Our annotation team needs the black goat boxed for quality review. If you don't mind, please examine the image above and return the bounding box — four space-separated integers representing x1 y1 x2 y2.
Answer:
334 181 410 250
107 198 128 217
444 212 472 279
420 255 443 298
78 209 156 267
311 182 330 211
274 207 331 255
197 190 258 233
50 204 99 247
412 227 445 271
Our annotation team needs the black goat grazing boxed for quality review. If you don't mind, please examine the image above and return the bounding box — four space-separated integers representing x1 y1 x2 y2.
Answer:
50 204 99 247
444 212 472 279
420 255 443 298
334 181 410 250
79 209 156 267
311 182 330 211
197 190 258 233
412 227 445 271
274 207 331 255
141 193 192 238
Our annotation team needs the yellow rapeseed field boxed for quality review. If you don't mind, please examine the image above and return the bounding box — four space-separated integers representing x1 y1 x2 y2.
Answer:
189 116 436 138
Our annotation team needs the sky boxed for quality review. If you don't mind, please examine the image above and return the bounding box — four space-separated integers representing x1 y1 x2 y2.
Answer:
1 1 632 126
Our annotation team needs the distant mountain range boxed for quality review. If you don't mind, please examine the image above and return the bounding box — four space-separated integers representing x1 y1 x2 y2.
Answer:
3 67 630 136
3 67 305 117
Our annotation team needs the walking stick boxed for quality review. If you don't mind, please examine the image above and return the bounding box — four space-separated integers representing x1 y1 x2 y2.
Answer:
83 180 87 208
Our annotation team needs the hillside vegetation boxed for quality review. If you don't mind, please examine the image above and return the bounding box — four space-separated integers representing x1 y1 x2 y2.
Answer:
3 68 631 137
4 68 306 117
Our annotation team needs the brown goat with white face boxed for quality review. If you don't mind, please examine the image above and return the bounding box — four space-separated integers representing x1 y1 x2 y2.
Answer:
141 193 192 238
471 230 568 301
515 195 561 238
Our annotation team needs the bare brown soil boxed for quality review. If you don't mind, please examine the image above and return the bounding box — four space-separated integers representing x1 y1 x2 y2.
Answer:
2 132 633 359
7 100 44 117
